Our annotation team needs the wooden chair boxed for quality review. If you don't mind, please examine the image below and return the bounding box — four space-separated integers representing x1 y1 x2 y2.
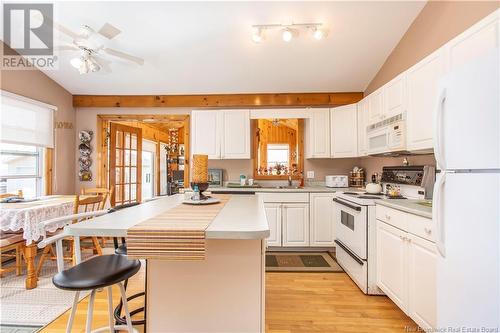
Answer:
0 190 23 199
36 194 108 275
80 187 114 247
0 232 25 277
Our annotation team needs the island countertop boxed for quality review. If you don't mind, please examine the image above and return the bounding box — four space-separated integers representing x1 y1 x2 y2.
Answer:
65 194 270 240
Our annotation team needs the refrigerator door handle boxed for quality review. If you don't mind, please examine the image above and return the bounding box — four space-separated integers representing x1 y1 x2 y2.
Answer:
434 87 447 170
433 172 447 257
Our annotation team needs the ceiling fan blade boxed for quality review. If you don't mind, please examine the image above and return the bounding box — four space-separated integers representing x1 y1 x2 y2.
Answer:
104 48 144 65
54 44 79 51
98 23 121 39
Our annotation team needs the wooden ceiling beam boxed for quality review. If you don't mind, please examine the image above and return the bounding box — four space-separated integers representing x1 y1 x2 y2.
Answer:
73 92 363 108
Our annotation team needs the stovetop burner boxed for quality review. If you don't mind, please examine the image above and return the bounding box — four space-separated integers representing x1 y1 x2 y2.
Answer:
343 192 361 195
386 196 407 200
358 195 382 199
363 192 384 195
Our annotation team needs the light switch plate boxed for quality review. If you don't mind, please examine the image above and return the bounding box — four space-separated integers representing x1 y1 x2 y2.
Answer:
306 171 315 179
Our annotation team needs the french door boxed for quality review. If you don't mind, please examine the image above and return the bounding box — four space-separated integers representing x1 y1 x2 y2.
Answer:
109 123 142 206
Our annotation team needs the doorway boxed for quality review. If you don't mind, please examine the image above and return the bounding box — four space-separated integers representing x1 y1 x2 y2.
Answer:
141 140 156 201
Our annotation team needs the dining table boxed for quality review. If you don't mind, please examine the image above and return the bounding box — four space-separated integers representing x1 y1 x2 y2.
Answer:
0 195 77 289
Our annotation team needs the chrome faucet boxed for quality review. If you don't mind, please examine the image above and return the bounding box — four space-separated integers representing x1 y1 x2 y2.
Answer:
288 174 293 187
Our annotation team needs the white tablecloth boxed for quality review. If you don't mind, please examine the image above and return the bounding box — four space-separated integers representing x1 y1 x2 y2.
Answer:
0 196 75 245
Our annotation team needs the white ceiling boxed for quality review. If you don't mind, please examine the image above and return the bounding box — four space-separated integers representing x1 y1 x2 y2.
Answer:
36 1 425 95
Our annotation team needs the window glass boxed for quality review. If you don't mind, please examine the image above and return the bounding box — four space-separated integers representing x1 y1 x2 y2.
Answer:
267 144 289 168
0 143 43 198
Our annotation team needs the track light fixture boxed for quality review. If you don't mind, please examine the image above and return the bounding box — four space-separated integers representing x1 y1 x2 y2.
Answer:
251 22 326 43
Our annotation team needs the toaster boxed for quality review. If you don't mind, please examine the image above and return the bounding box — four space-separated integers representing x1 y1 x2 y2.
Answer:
325 175 348 188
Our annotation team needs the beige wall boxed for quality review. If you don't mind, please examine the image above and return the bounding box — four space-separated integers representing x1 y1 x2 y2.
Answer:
1 42 76 194
365 1 499 94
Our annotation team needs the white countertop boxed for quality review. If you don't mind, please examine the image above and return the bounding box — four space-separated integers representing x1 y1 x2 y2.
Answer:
376 199 432 219
66 194 270 240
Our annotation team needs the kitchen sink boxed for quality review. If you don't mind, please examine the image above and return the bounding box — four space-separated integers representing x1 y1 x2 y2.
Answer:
417 200 433 208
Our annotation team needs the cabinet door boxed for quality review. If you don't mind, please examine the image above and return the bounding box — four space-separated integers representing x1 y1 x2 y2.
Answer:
384 73 406 118
376 220 408 312
368 88 384 123
309 193 335 247
221 110 250 159
408 233 437 331
191 110 221 159
445 12 499 72
282 203 309 247
406 49 445 151
331 104 358 158
306 108 330 158
357 98 369 156
264 203 282 247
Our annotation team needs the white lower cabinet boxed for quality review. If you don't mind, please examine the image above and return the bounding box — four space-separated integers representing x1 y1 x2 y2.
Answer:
407 233 437 330
309 193 335 246
376 206 436 331
282 203 309 247
376 220 408 311
264 203 282 247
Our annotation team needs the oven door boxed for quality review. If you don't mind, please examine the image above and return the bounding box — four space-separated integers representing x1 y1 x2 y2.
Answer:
333 197 367 260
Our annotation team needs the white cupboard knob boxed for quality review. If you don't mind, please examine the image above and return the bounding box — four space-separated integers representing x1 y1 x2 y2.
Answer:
385 214 391 220
424 227 432 234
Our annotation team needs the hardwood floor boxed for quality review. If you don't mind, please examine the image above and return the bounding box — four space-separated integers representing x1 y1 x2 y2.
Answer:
40 267 417 333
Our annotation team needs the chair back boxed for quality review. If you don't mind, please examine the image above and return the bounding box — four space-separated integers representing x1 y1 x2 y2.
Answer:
0 190 23 199
73 194 108 223
79 187 113 209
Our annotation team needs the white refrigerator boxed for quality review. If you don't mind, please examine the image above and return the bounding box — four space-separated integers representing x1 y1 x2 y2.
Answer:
433 49 499 329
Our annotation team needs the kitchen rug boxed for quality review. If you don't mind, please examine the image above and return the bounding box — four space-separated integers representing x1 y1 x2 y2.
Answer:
0 251 96 327
266 252 343 272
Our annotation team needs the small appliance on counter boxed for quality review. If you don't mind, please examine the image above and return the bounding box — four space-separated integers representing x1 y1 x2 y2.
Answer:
325 175 348 188
365 174 382 194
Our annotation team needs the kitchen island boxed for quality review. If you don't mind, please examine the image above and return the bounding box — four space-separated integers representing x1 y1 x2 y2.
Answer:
66 194 269 333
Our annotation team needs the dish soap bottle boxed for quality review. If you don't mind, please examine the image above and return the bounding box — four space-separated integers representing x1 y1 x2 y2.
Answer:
192 185 200 201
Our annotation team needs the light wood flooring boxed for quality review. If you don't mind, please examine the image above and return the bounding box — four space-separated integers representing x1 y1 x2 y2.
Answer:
40 265 417 333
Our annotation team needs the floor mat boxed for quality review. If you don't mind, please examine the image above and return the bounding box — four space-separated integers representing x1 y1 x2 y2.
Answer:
265 252 343 272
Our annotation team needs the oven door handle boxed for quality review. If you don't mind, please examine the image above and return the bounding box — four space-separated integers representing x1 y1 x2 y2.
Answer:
334 240 364 266
333 198 362 211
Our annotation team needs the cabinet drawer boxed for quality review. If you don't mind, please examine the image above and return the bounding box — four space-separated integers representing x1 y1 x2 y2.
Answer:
407 214 434 242
376 205 408 231
258 193 309 203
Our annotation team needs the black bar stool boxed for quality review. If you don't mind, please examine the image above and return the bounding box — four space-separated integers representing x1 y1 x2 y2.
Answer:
52 254 141 333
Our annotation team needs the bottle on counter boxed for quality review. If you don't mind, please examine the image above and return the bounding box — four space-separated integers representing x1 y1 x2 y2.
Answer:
239 174 247 186
192 185 200 201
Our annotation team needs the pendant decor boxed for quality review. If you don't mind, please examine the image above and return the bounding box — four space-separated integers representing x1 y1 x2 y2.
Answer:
78 130 93 181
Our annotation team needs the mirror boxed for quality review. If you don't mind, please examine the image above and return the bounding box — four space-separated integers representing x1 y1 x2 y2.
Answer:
252 119 304 179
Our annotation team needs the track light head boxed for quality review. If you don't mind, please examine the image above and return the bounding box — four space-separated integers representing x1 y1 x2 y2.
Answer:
252 27 264 43
282 28 294 42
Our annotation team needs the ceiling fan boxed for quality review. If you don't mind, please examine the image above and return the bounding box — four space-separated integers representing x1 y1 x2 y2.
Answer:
53 21 145 74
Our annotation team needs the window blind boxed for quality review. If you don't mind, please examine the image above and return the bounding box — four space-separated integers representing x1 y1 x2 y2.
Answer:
0 91 56 148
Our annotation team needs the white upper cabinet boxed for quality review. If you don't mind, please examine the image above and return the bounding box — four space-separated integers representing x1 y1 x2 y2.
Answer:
221 110 250 159
357 98 369 156
191 110 222 159
384 73 406 118
445 11 499 72
368 87 384 124
406 49 445 152
305 108 330 158
191 109 250 159
331 104 358 158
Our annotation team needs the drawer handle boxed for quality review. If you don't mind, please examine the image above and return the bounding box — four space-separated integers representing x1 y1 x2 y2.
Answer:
424 227 432 234
385 214 391 220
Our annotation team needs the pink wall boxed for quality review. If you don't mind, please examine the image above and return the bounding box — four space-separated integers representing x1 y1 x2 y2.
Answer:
1 42 76 194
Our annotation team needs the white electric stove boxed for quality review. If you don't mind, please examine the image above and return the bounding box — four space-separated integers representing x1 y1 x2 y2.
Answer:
333 166 433 295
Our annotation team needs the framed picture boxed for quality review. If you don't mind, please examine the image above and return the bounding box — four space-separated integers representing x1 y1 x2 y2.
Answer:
208 168 223 187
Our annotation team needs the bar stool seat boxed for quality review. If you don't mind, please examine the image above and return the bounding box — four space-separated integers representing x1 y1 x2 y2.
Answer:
53 255 140 291
52 255 141 333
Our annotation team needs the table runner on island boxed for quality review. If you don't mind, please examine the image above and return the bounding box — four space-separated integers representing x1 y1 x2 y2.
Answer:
126 194 230 260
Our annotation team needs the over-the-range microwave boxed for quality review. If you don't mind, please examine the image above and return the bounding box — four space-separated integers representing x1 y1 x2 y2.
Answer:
366 114 407 155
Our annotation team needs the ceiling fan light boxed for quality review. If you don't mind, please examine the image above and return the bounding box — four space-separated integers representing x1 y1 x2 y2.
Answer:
313 27 325 40
282 28 294 42
252 27 264 43
79 59 90 74
70 57 82 69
